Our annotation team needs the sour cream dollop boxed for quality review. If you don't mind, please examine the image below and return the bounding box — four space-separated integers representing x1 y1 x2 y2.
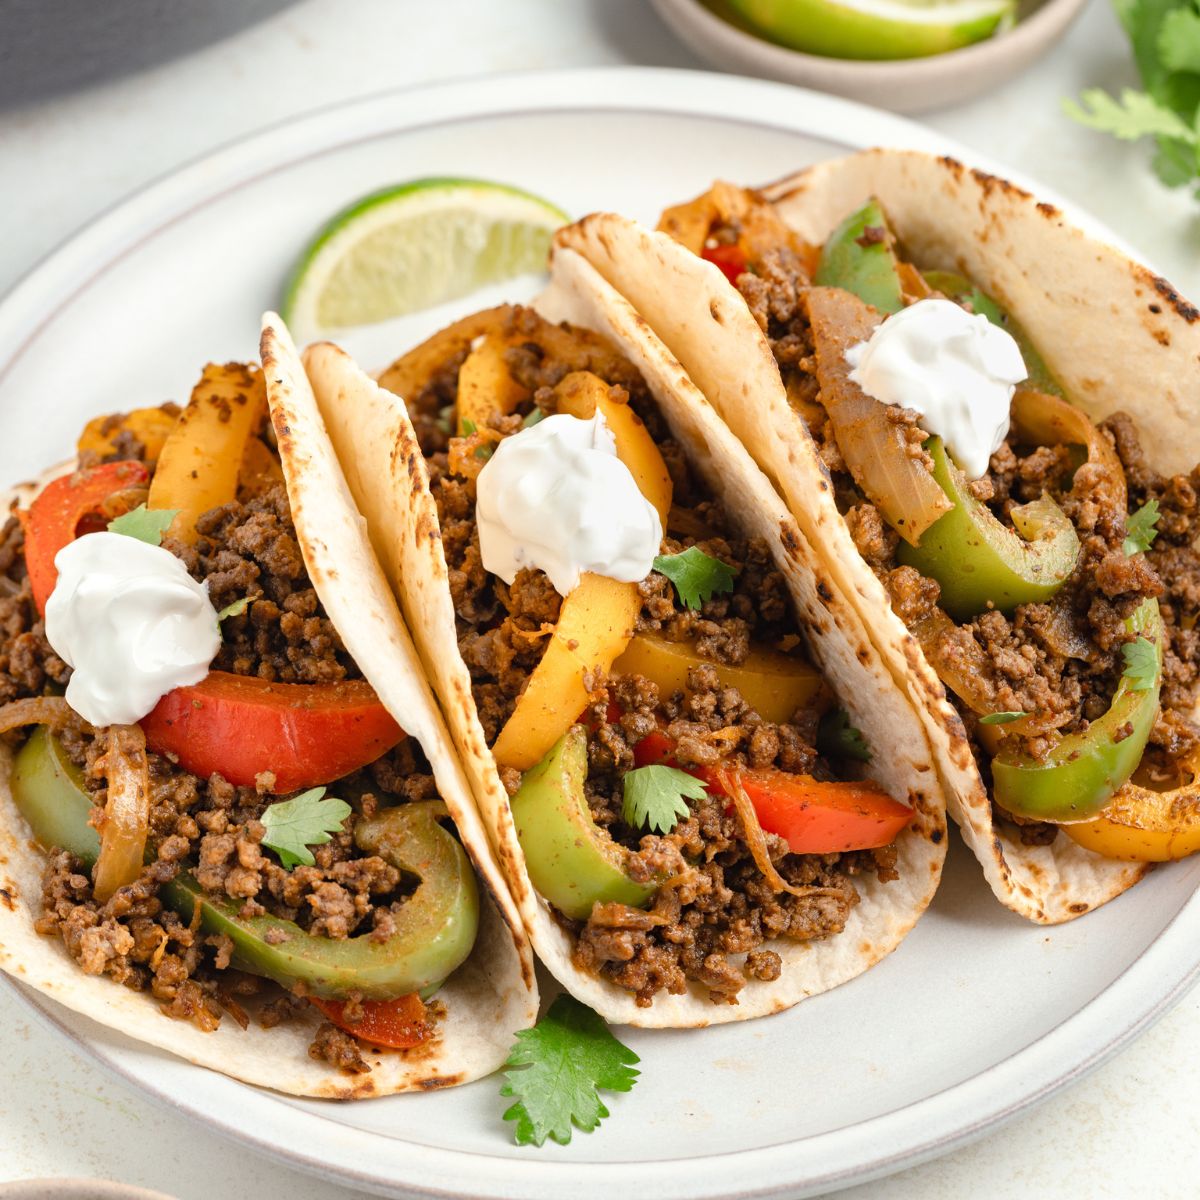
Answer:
46 532 221 726
476 411 662 597
845 298 1028 479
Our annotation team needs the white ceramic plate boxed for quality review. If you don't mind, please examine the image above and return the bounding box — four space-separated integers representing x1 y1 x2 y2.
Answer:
3 67 1199 1200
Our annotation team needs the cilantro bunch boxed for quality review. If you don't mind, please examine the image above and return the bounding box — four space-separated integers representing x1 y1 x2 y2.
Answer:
1065 0 1200 192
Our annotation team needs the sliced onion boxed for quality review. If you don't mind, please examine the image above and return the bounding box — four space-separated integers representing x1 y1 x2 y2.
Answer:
92 723 150 903
718 768 851 901
805 287 952 545
0 696 90 735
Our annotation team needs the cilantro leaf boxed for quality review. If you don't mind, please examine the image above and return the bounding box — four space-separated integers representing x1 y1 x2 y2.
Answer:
622 764 707 834
1124 499 1161 555
652 547 738 610
522 407 546 429
817 708 872 761
461 418 478 435
107 505 180 546
500 995 639 1147
1063 88 1196 143
979 710 1027 725
260 787 351 869
1159 7 1200 73
217 596 253 622
1121 637 1160 691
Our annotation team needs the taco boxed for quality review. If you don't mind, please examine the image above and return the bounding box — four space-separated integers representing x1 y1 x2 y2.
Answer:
302 248 947 1026
0 315 537 1096
556 149 1200 923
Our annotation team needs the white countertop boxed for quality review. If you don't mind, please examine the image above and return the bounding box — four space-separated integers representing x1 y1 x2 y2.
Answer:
2 1 1198 1196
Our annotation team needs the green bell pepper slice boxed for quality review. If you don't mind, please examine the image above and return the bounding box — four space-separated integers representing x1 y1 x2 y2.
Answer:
10 726 478 1000
991 600 1162 823
510 725 658 921
814 198 905 314
922 270 1061 396
897 436 1080 621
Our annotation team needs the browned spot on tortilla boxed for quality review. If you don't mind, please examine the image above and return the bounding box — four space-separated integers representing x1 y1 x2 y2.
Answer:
417 1074 465 1091
1153 329 1171 347
816 580 832 603
1149 303 1162 314
931 828 944 845
1068 902 1089 914
1139 268 1200 323
856 646 870 663
0 883 16 910
779 522 800 555
1035 201 1060 219
709 298 725 325
818 479 828 491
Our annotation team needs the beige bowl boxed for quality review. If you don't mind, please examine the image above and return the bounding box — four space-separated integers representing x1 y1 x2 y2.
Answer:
650 0 1090 113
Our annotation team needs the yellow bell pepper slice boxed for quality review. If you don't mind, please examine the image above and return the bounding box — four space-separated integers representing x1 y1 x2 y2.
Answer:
148 363 267 543
491 371 673 771
456 333 530 435
492 573 644 771
77 406 180 467
613 631 822 725
239 435 285 496
1063 776 1200 862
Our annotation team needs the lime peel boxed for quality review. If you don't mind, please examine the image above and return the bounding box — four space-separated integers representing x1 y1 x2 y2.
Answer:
282 178 569 336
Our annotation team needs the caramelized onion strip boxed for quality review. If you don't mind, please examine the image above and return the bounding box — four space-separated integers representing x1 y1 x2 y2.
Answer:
92 723 150 902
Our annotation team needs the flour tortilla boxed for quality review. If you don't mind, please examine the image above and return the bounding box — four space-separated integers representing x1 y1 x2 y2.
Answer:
0 321 539 1097
306 250 947 1028
556 149 1200 922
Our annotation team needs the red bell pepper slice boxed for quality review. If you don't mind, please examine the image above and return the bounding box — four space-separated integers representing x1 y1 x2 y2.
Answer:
23 461 151 616
140 672 404 793
310 993 433 1050
635 731 911 854
701 243 748 287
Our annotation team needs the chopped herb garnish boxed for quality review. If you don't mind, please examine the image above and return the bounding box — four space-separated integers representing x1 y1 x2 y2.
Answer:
621 764 707 834
1121 636 1159 692
979 711 1027 726
500 995 640 1147
652 547 738 611
522 407 546 429
1124 499 1161 556
217 596 252 622
260 787 351 869
107 504 179 547
461 418 478 436
817 708 872 761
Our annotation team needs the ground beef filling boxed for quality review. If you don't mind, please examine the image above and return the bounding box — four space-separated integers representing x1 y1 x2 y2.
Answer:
416 310 893 1004
737 249 1200 814
0 440 437 1070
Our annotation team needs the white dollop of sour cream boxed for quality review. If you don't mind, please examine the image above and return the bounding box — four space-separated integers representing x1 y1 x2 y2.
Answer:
845 298 1028 479
476 411 662 597
46 532 221 726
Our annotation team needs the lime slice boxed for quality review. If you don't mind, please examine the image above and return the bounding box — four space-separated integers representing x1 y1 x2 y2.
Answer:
282 178 569 335
723 0 1014 60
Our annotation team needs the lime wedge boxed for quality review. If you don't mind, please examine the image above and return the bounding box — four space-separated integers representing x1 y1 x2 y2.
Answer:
724 0 1014 59
282 178 569 336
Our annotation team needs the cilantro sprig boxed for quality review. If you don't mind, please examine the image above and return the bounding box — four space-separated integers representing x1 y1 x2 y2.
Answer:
653 547 737 611
260 787 351 869
1124 499 1161 556
217 596 253 622
978 710 1027 726
622 764 707 834
1064 0 1200 194
1121 636 1160 691
107 504 179 546
817 708 872 761
501 995 639 1146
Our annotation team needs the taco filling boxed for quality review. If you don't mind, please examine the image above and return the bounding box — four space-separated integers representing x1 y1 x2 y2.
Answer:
0 363 483 1073
381 304 914 1006
657 184 1200 863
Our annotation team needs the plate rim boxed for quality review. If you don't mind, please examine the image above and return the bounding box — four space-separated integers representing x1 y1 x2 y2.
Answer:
1 64 1195 1200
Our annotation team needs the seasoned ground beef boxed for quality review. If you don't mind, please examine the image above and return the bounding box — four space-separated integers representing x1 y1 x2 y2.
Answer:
736 248 1200 781
416 310 895 1004
2 424 445 1071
